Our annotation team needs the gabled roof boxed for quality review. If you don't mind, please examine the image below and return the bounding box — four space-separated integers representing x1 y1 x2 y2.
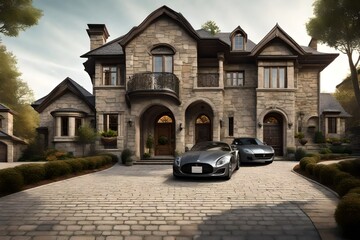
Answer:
119 5 200 47
81 35 125 57
320 93 351 117
0 103 16 115
251 24 307 56
230 26 248 41
32 77 95 113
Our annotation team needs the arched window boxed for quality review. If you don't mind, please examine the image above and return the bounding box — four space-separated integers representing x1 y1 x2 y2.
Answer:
196 115 210 124
157 115 173 123
151 46 174 73
232 33 244 50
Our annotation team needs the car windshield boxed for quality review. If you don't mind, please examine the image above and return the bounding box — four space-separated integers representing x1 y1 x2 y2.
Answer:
191 142 230 152
233 138 264 146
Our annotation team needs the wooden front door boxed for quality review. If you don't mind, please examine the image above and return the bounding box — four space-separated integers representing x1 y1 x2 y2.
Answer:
155 115 174 156
195 114 212 143
0 142 7 162
263 114 283 156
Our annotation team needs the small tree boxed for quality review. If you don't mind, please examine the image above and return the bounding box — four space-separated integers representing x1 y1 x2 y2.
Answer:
201 20 220 35
146 134 154 155
76 123 97 156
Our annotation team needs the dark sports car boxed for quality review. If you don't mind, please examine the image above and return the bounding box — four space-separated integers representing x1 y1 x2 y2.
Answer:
173 141 239 179
232 137 274 164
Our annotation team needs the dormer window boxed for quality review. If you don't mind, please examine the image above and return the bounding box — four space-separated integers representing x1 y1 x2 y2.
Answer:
151 45 175 73
230 26 247 51
233 34 244 50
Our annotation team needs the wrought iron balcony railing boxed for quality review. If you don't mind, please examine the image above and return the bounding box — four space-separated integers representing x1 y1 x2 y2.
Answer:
197 73 219 87
126 72 180 106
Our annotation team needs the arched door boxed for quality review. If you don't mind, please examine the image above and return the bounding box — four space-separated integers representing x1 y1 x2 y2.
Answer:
263 113 283 156
155 115 175 156
195 114 212 143
0 142 7 162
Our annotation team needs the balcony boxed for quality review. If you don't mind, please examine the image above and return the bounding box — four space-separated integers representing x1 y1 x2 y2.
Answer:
197 73 219 87
126 72 180 107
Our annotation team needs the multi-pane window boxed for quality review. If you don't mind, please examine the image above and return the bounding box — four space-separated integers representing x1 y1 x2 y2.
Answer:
264 67 286 88
151 46 174 73
233 34 244 50
103 114 118 133
102 66 124 86
228 117 234 136
61 117 69 136
328 117 337 134
226 72 244 86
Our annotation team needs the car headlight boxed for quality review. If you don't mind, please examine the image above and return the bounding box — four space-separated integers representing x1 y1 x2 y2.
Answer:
216 157 229 167
243 148 253 154
175 157 181 167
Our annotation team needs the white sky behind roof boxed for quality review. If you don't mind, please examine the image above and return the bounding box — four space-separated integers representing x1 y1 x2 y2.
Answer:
2 0 350 100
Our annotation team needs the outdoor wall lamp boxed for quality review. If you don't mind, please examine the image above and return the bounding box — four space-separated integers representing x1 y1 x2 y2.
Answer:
128 118 133 127
258 122 263 128
288 122 293 129
179 123 183 131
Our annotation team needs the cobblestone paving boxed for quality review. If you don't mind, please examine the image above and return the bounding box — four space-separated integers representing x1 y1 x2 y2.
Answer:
0 161 341 240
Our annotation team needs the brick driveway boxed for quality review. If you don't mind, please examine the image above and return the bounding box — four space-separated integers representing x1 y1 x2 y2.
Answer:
0 161 342 240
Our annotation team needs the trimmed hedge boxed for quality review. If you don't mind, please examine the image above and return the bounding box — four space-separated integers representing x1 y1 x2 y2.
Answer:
335 178 360 197
0 155 115 195
300 157 317 171
335 193 360 238
319 164 339 186
0 168 24 193
15 163 46 184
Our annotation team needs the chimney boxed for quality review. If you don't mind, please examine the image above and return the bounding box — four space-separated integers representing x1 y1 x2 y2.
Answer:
86 24 110 50
309 38 317 50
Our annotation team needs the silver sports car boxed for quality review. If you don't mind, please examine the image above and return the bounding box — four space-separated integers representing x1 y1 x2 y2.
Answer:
173 141 239 179
232 137 274 164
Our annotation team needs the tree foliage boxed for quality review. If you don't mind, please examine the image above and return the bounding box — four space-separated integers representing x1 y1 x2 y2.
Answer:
201 20 220 35
77 123 98 156
0 45 38 140
0 0 42 38
306 0 360 107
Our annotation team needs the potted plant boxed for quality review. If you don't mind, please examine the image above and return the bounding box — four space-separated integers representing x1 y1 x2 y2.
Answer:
158 135 168 145
146 134 154 155
295 132 308 146
101 129 117 147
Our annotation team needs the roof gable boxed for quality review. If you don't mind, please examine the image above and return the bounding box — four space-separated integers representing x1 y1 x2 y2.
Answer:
320 93 351 117
32 77 95 113
119 5 200 47
251 24 306 56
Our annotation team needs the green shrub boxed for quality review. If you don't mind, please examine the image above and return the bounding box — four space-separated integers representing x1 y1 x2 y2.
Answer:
286 147 296 154
98 153 118 163
314 131 326 143
319 148 332 154
15 164 46 184
335 177 360 197
335 193 360 238
44 161 72 179
300 157 317 171
319 164 340 185
295 148 307 161
0 168 24 193
338 159 360 177
349 187 360 195
64 159 84 173
333 172 353 186
306 153 321 161
313 164 325 179
305 163 316 175
121 149 132 164
330 145 352 154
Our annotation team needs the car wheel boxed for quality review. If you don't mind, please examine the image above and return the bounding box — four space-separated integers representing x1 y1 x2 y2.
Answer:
225 161 232 180
235 156 240 170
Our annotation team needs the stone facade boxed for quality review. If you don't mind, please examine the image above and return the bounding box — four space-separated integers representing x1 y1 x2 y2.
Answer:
34 6 338 159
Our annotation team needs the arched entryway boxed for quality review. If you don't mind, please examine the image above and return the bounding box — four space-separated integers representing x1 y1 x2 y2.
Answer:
263 112 283 156
140 105 175 157
195 114 211 143
0 142 7 162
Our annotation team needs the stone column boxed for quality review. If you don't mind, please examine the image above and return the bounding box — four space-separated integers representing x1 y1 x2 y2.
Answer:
55 117 61 137
218 53 224 88
69 117 76 136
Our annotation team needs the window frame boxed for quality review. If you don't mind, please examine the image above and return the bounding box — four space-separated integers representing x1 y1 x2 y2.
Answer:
264 67 287 88
232 33 244 51
102 65 125 86
103 114 119 134
61 116 69 136
228 117 234 136
225 71 245 87
151 46 174 73
328 117 337 134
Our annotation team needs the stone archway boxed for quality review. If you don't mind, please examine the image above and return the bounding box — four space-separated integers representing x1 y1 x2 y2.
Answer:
263 112 284 156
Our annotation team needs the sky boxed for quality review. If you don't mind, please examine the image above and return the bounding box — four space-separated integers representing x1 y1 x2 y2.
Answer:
2 0 350 100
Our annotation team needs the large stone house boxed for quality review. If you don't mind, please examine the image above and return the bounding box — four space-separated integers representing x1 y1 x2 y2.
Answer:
33 5 339 158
